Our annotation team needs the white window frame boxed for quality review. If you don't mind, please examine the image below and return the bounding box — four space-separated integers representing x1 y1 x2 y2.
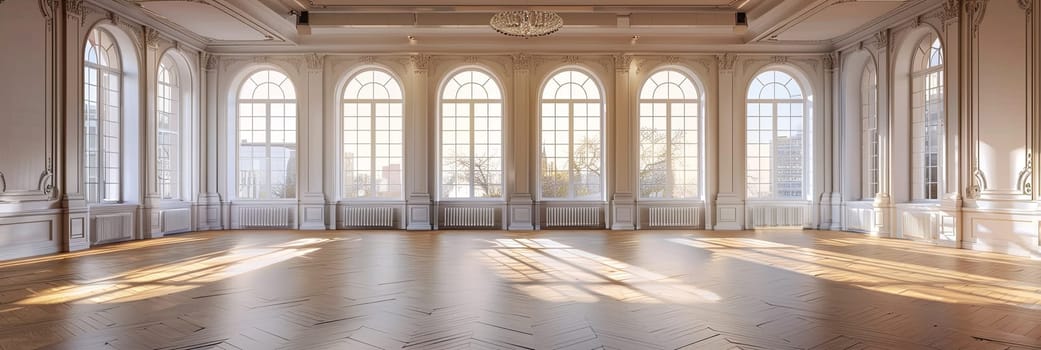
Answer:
340 68 405 201
157 56 180 200
437 69 506 201
861 63 879 199
911 36 945 201
84 28 123 204
235 69 298 200
745 69 811 201
537 69 606 201
637 69 703 200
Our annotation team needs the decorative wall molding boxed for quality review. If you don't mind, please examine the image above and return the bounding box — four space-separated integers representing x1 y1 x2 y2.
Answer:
943 0 961 21
0 171 6 193
969 169 988 198
1019 0 1031 11
771 55 788 64
874 30 888 49
511 53 532 71
358 55 376 64
715 53 736 71
144 27 159 49
1017 153 1032 195
306 53 323 71
967 0 988 37
823 53 837 71
464 55 479 64
203 52 218 70
65 0 85 21
410 54 431 74
612 54 633 72
563 55 581 65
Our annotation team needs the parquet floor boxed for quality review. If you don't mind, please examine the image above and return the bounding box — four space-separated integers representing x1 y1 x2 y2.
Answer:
1 230 1041 349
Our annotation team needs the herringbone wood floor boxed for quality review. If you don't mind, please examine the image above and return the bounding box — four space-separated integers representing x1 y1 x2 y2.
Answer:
1 229 1041 350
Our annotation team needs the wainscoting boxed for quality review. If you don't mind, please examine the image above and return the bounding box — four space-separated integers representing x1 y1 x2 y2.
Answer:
0 211 61 261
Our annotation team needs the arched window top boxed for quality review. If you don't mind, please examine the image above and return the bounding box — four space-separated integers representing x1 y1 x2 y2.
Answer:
344 69 402 100
442 70 502 100
239 69 296 100
543 70 601 100
640 70 699 101
85 28 120 70
913 35 943 71
158 56 177 86
862 62 876 88
747 70 803 100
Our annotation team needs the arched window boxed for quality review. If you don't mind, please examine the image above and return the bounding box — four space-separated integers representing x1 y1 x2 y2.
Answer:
746 70 810 200
912 34 944 200
638 69 701 199
84 28 122 203
861 63 878 199
236 70 297 199
439 70 504 199
157 55 180 200
342 69 403 200
539 69 604 200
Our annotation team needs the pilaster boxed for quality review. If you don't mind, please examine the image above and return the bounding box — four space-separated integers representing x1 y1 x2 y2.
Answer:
823 53 842 230
195 52 222 230
406 54 433 230
610 54 635 230
298 53 327 230
714 53 743 230
64 4 90 250
875 29 894 237
142 27 164 238
508 53 534 230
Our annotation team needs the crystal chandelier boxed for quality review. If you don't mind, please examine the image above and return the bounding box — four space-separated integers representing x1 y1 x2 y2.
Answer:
489 10 564 38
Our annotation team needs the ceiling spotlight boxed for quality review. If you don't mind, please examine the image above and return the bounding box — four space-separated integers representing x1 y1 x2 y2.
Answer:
631 35 640 44
408 35 417 44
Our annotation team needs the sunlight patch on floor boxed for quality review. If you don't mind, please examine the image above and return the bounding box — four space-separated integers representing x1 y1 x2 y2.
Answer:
477 238 720 305
668 236 1041 309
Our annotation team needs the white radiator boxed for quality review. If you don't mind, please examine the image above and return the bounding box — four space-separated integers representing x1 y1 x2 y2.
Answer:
344 207 395 227
648 207 702 227
749 206 808 228
94 213 133 243
238 207 291 228
443 207 496 227
546 207 602 227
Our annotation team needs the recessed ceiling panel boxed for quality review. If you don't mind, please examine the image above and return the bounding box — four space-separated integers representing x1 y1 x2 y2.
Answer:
141 1 270 41
775 1 903 41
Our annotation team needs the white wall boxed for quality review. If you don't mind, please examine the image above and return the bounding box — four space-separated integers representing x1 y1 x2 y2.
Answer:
2 0 1039 261
832 0 1041 257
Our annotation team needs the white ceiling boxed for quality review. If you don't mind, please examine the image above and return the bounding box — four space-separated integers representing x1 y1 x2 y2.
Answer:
141 1 271 41
115 0 924 52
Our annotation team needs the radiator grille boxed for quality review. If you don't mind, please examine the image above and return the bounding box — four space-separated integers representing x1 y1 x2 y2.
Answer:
94 213 133 243
546 207 602 227
749 206 808 228
443 207 496 227
238 207 291 228
344 207 395 228
649 207 702 227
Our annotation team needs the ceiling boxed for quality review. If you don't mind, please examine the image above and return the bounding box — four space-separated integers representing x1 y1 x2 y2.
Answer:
112 0 925 53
